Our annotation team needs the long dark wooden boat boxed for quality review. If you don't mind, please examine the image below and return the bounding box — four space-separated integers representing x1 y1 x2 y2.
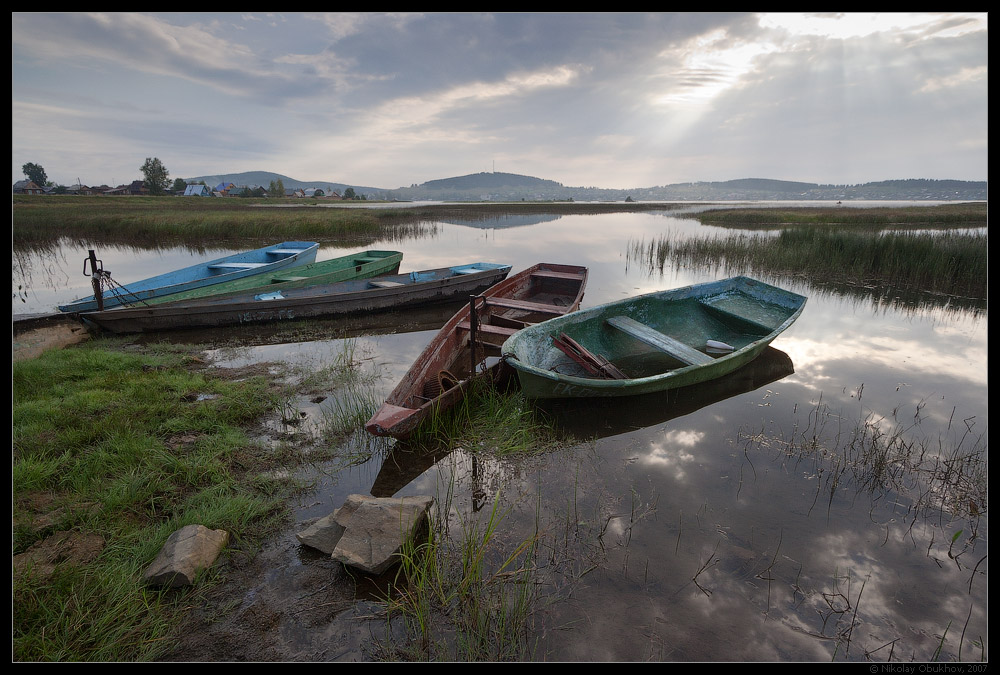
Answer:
140 250 403 305
501 276 806 399
58 241 319 313
365 263 589 439
79 262 512 334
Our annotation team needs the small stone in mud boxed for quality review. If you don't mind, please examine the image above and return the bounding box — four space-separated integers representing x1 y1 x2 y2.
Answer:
143 524 230 588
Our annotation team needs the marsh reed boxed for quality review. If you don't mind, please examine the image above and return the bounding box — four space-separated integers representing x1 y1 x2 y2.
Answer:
627 225 987 300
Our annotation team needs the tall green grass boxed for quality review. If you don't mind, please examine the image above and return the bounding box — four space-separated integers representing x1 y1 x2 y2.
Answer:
12 341 291 661
377 493 539 661
406 377 568 456
11 195 434 247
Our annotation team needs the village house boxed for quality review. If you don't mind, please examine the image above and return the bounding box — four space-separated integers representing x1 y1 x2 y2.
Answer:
12 180 44 195
102 180 148 196
183 184 212 197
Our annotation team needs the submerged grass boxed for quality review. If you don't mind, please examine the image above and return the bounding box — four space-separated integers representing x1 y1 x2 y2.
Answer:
739 397 987 533
692 203 987 228
407 376 569 457
12 340 296 661
376 492 539 661
628 225 987 300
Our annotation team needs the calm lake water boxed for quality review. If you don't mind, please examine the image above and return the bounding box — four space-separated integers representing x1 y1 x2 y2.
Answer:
13 206 988 662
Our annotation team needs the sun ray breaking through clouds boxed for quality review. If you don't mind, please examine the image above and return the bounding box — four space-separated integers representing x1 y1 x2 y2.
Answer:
12 12 987 189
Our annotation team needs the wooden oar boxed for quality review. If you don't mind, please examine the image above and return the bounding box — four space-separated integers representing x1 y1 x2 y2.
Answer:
552 333 628 379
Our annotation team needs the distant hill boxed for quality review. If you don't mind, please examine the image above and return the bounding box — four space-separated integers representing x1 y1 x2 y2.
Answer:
180 170 987 202
388 174 987 202
180 170 383 195
419 172 563 191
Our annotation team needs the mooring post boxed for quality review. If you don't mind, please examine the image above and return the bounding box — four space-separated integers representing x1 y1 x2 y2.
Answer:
468 295 480 376
86 249 105 312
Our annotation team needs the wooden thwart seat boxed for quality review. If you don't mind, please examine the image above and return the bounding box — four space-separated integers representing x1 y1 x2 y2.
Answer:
369 280 405 288
208 262 269 270
530 270 586 281
606 316 713 366
483 297 569 314
456 320 518 337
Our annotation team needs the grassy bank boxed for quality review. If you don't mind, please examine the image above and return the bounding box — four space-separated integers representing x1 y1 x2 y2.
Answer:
12 341 295 661
11 195 686 248
11 195 429 247
11 337 566 661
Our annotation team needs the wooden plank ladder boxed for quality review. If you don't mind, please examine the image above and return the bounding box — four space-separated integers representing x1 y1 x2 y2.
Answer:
606 316 713 366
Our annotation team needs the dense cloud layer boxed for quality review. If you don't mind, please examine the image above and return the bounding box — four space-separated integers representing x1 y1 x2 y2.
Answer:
12 12 988 189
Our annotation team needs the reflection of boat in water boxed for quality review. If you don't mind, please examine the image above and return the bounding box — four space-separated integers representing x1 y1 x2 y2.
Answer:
127 299 478 346
538 346 794 439
370 444 451 498
369 347 794 495
369 446 500 513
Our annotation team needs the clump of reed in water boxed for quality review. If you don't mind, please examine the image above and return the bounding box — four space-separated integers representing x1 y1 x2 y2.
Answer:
628 226 987 300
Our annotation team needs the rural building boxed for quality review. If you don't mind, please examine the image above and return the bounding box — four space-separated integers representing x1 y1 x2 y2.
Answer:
183 184 212 197
12 180 44 194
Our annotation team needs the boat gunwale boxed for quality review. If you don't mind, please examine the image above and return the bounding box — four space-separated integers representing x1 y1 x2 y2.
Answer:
502 276 806 391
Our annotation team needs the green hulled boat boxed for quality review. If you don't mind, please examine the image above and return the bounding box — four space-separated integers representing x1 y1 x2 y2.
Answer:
501 276 806 399
142 250 403 305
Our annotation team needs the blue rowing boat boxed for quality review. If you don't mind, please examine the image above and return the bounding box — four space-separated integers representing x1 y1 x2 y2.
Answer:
58 241 319 313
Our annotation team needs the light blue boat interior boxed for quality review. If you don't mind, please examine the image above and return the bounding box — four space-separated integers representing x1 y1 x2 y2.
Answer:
58 241 318 312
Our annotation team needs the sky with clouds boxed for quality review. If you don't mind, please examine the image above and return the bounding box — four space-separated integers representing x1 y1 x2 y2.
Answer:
12 12 988 190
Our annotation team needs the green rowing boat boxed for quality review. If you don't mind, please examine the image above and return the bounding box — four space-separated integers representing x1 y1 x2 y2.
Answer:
501 276 806 399
141 250 403 305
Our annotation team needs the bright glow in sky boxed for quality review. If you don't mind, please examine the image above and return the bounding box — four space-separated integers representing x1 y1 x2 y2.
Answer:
11 12 987 190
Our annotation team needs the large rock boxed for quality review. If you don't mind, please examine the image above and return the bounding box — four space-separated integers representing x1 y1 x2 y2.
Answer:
143 524 229 588
297 495 433 575
295 512 347 555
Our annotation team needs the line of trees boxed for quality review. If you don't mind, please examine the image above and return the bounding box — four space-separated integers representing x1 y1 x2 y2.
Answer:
18 158 173 194
20 160 363 199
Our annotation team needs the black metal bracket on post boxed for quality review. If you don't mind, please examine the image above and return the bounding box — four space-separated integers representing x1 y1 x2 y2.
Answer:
84 250 106 311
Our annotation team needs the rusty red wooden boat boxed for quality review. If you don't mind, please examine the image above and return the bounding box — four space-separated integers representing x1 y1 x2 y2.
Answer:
365 263 588 439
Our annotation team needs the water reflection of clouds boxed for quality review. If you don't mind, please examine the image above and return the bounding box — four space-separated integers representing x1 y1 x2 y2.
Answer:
780 331 985 390
641 430 703 479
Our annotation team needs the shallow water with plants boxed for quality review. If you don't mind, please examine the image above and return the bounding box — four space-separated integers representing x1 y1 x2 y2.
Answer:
13 202 987 661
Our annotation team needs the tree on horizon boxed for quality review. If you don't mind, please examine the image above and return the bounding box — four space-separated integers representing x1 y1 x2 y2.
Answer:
141 157 170 195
